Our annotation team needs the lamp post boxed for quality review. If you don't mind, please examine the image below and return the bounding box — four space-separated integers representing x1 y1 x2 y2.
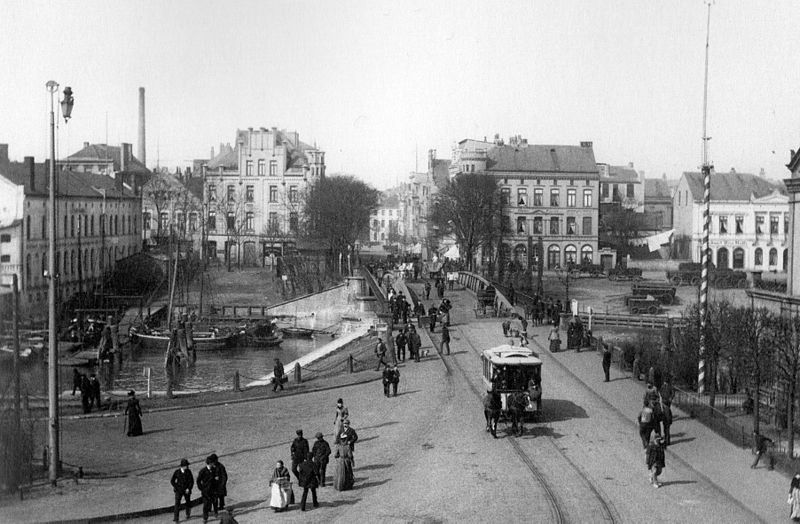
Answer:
46 81 73 485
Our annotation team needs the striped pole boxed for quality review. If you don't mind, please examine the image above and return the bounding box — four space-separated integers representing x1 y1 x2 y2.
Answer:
698 1 713 395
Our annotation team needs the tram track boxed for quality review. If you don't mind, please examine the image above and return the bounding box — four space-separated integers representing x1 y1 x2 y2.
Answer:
440 327 619 524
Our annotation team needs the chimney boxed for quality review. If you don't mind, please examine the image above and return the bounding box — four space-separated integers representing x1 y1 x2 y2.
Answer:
210 146 215 159
580 141 593 148
730 167 736 174
120 143 131 172
138 87 146 166
115 172 123 191
628 162 634 168
83 141 89 149
759 167 766 178
185 167 191 180
25 156 35 192
0 144 8 174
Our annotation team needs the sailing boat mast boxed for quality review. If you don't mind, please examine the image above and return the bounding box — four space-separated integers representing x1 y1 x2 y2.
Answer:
698 0 714 396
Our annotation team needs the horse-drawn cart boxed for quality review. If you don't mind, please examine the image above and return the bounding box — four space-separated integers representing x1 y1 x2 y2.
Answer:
482 345 542 436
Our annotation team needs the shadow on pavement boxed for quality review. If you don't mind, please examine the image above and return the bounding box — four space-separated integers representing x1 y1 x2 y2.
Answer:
319 497 362 508
357 463 393 471
354 478 391 490
668 437 696 446
514 426 564 440
659 480 698 487
140 428 174 436
394 389 421 396
542 399 589 422
361 420 399 431
358 435 380 444
227 498 267 516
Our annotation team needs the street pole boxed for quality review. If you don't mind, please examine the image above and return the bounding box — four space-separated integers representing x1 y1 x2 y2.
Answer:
46 80 60 484
698 2 713 395
11 273 21 490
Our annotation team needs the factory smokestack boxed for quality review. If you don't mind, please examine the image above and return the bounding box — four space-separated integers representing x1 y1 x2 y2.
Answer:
138 87 146 166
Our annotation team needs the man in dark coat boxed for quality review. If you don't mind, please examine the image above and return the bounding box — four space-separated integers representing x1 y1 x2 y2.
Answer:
291 429 310 480
80 374 91 413
408 326 421 363
601 338 612 382
440 324 451 355
389 365 400 396
273 358 285 392
428 305 438 332
297 456 319 511
311 432 331 487
395 329 407 362
424 281 431 300
88 374 102 410
170 458 194 522
72 369 81 395
382 366 392 397
375 339 388 371
209 454 228 511
196 457 218 522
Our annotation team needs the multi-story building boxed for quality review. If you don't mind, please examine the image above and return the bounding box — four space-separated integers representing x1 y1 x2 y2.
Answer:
597 163 644 211
0 144 141 319
451 136 600 269
786 149 800 297
202 127 325 266
141 166 204 253
644 176 678 232
64 142 150 191
369 193 403 251
672 169 789 271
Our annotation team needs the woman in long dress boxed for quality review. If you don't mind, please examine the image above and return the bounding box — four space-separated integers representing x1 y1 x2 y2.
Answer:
269 460 293 512
124 390 143 436
333 398 349 442
332 443 354 491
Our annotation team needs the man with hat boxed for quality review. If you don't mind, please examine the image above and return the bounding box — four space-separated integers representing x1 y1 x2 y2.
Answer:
170 458 194 522
88 373 102 410
311 432 331 487
291 429 309 481
273 358 285 392
339 419 358 454
209 453 228 511
196 456 218 522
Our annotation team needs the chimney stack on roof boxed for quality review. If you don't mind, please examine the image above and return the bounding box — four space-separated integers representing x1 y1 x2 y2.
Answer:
759 167 766 178
730 167 736 174
138 87 146 167
83 141 90 149
120 143 132 172
24 156 35 192
628 162 634 168
580 141 593 148
0 144 8 174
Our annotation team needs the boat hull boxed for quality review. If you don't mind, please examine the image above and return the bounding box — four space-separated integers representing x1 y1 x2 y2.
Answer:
132 331 238 351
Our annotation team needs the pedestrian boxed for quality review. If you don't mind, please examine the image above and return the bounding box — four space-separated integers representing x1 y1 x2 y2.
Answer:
437 280 445 299
601 338 612 382
428 305 438 332
408 325 421 362
375 338 388 371
80 374 91 413
632 348 642 381
196 456 218 522
751 430 774 470
170 458 194 522
311 432 331 487
502 319 510 337
441 323 451 355
424 281 431 300
395 328 407 362
269 460 293 512
660 396 673 446
272 358 285 392
790 474 800 522
339 419 359 456
88 374 102 410
637 403 655 449
297 456 319 511
291 429 310 480
125 390 143 436
389 364 400 396
333 399 349 441
332 440 355 491
643 382 659 407
382 365 392 397
646 435 666 488
209 454 227 511
660 377 674 407
71 368 81 396
547 325 561 352
508 283 515 306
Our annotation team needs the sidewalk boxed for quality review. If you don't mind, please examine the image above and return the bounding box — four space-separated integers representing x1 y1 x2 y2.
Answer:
530 324 788 523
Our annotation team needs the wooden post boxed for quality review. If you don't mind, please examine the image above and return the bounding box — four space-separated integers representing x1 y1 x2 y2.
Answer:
145 367 152 399
294 362 302 383
349 354 354 373
233 371 240 392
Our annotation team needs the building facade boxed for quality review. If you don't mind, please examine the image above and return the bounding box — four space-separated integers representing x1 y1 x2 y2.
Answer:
0 145 141 318
785 149 800 296
141 167 204 253
672 169 789 271
369 193 404 251
597 163 644 212
451 136 600 270
202 127 325 266
644 176 678 232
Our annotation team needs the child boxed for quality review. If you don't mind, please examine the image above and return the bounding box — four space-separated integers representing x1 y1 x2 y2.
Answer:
646 435 666 488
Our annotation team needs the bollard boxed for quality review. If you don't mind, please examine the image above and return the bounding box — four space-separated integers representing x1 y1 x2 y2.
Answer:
349 354 354 373
145 367 152 399
233 371 241 392
294 362 302 384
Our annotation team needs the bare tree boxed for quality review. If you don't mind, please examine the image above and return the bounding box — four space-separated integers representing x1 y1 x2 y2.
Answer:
730 307 774 433
212 185 255 271
773 314 800 458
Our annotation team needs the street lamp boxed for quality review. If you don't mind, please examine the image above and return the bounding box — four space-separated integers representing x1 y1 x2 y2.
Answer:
46 81 73 485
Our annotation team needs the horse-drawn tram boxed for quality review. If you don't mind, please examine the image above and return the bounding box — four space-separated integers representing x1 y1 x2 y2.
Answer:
481 345 543 417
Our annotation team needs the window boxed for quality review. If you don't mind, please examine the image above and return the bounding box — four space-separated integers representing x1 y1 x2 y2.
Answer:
733 248 744 269
601 183 609 198
566 217 576 235
550 189 559 207
26 216 30 240
626 183 635 198
289 212 298 232
175 212 185 233
246 160 253 176
533 217 543 234
208 185 217 202
269 160 277 176
533 188 543 206
754 248 763 266
581 245 593 264
517 188 527 206
64 214 67 237
786 214 790 234
755 214 765 235
91 215 95 236
0 234 10 242
160 212 169 232
501 215 511 233
226 212 235 231
246 185 254 202
227 185 235 202
258 159 265 176
770 215 779 235
208 210 216 230
583 189 592 207
678 191 681 206
517 217 526 234
289 186 298 203
549 217 559 235
0 254 9 263
381 220 385 228
735 216 744 235
567 189 576 207
769 248 778 266
189 213 197 232
269 185 278 203
612 184 620 202
565 245 577 265
719 216 727 235
245 212 254 231
268 212 279 232
582 216 592 235
25 254 31 282
501 188 511 205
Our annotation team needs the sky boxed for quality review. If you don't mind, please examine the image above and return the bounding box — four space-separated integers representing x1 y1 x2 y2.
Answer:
3 0 800 190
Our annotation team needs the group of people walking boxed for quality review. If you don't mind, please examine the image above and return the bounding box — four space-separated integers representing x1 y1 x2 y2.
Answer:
72 369 102 413
170 453 227 522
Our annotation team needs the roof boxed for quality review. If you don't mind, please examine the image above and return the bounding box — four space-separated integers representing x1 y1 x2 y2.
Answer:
482 345 542 365
606 165 639 182
3 161 136 199
431 158 451 189
66 144 149 174
644 178 677 199
682 171 787 201
207 145 239 170
486 145 598 174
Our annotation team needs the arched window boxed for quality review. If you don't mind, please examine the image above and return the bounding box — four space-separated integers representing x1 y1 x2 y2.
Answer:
732 248 744 269
547 245 561 270
564 244 577 265
754 248 763 266
769 248 778 266
581 245 593 265
513 244 527 268
716 247 729 269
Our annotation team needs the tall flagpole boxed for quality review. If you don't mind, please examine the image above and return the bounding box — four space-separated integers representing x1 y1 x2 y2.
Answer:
699 1 713 395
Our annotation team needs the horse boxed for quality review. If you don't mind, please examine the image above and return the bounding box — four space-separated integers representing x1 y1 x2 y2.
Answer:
483 392 501 438
507 391 529 437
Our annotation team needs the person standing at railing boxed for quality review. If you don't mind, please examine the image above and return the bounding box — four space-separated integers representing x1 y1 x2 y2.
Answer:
601 338 612 382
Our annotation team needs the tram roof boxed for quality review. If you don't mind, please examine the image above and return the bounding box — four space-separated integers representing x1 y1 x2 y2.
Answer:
482 345 542 365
